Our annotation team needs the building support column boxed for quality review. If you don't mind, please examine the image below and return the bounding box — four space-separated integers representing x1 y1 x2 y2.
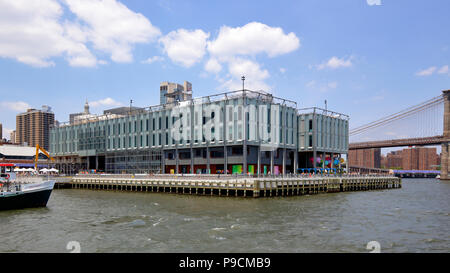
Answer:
257 146 261 176
206 145 210 174
294 150 298 174
190 147 194 174
282 147 286 176
224 146 228 174
331 152 334 172
175 148 179 174
270 149 274 175
345 153 348 173
441 90 450 180
161 148 165 174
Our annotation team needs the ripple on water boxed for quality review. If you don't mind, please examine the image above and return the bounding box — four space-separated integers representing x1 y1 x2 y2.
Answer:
128 219 146 228
1 179 448 253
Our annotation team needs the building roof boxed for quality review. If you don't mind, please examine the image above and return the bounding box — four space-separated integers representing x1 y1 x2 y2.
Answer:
0 145 41 157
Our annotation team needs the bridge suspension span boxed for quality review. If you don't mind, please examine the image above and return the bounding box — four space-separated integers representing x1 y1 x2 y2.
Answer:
349 95 444 145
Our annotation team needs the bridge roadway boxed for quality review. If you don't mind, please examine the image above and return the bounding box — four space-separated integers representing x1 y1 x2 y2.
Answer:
349 135 445 150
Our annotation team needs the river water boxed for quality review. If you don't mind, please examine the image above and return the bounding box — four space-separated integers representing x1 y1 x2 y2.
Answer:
0 178 448 253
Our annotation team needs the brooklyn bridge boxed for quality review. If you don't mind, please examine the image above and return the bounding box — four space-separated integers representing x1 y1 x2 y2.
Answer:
349 90 449 180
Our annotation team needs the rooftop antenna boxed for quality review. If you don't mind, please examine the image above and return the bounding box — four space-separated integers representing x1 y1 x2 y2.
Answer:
130 99 133 115
241 76 245 91
325 99 327 113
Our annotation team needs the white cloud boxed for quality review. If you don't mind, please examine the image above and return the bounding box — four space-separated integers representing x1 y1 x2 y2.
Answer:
207 22 300 60
65 0 161 63
367 0 381 6
0 0 160 67
90 97 122 108
305 80 337 92
204 58 222 73
280 67 286 74
438 65 449 74
416 66 437 76
416 65 449 76
201 22 300 91
0 101 31 112
141 56 164 64
327 81 338 89
316 56 353 70
306 80 316 88
219 58 270 91
159 29 210 67
0 0 97 67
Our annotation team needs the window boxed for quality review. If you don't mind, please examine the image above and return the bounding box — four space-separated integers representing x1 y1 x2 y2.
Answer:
309 119 313 132
159 117 161 129
152 118 155 130
211 111 215 119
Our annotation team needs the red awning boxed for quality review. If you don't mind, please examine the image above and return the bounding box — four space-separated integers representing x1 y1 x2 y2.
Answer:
0 163 15 167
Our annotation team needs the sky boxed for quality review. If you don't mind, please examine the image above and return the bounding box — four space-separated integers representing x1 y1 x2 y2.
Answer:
0 0 449 145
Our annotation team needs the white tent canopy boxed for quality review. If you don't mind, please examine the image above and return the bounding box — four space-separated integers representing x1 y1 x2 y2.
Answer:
40 168 49 173
49 168 59 173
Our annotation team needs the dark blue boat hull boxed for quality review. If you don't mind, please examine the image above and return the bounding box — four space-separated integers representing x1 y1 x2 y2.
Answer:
0 189 53 211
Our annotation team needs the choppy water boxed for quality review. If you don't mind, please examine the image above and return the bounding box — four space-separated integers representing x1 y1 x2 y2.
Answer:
0 178 448 253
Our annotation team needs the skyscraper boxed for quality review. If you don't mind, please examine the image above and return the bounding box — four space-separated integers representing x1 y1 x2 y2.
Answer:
16 105 55 150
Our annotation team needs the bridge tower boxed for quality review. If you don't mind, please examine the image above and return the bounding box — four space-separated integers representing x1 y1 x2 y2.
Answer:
441 90 450 180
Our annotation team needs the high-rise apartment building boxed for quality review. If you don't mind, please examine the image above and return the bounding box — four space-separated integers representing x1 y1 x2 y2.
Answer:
385 150 403 169
16 105 55 150
348 148 381 168
160 81 192 105
402 147 439 170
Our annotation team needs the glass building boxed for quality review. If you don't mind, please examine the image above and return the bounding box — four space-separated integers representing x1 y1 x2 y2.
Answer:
50 90 349 175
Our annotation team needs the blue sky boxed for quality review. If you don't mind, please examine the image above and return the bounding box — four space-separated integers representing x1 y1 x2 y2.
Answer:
0 0 449 145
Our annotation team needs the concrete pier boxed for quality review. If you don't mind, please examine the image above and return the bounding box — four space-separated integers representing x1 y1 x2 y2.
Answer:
55 175 401 198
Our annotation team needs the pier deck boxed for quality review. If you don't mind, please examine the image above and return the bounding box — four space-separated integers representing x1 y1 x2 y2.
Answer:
55 175 401 198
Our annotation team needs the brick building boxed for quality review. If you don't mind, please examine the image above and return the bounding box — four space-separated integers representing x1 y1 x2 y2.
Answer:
348 148 381 168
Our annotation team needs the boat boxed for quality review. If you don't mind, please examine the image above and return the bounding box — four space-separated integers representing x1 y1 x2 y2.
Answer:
436 175 440 179
0 163 55 211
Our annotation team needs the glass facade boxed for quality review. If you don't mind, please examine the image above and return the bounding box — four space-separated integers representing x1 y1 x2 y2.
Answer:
50 90 349 174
